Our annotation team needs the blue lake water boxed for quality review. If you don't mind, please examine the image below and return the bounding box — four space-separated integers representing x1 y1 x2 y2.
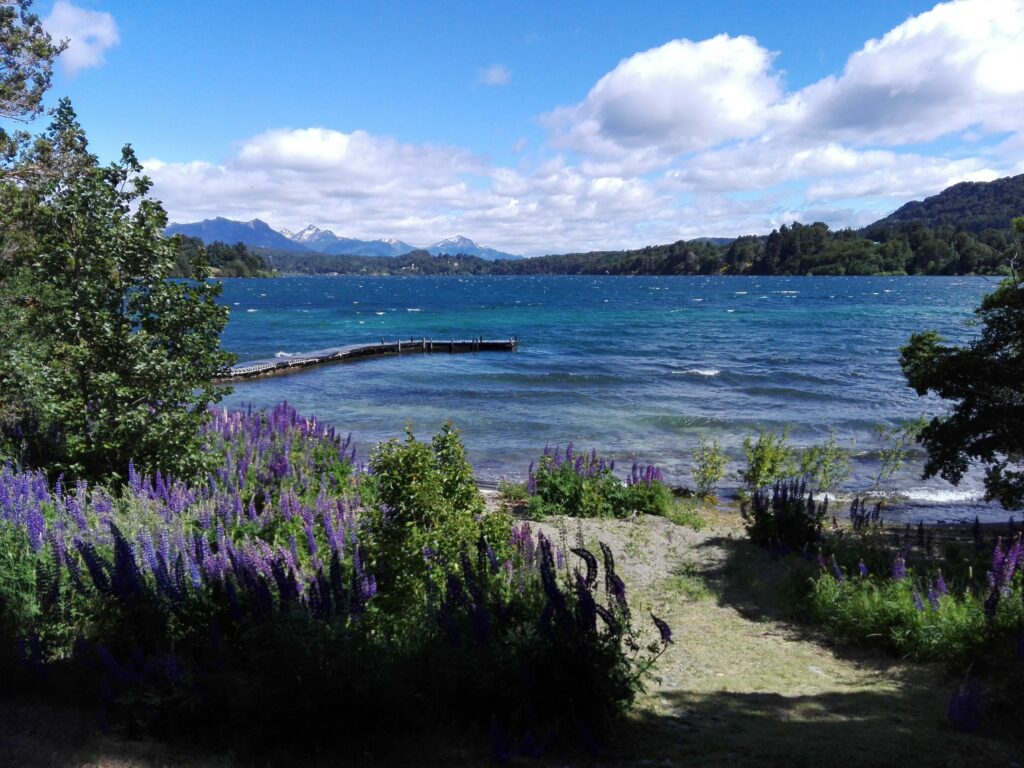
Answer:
216 274 1012 523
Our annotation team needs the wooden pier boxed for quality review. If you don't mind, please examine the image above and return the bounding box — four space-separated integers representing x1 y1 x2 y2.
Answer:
218 336 519 381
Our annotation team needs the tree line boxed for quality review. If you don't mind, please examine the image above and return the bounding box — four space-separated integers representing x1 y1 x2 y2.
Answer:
261 221 1018 277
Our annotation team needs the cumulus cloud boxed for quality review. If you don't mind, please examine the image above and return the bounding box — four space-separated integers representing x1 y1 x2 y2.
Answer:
789 0 1024 145
478 64 511 86
43 0 120 75
545 34 783 164
149 0 1024 254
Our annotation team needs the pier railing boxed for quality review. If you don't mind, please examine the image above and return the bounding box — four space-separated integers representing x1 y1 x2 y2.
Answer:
218 336 518 381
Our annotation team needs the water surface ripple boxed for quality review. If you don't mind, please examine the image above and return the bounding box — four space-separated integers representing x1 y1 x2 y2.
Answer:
217 275 1008 522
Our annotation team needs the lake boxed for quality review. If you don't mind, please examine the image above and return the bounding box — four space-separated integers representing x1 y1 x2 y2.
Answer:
216 274 1010 523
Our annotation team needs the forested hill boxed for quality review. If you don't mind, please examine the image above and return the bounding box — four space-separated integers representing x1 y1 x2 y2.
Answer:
261 218 1018 277
172 237 274 278
865 174 1024 234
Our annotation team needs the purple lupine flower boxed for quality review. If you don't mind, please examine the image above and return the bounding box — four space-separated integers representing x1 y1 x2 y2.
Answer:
892 555 906 581
936 570 948 596
651 612 673 645
830 555 845 583
858 560 869 578
912 590 925 612
927 584 940 611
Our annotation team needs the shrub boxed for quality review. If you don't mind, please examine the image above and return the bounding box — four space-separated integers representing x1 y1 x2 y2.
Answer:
690 433 727 499
799 430 852 496
872 417 928 490
0 405 670 756
741 478 825 551
739 429 795 494
526 443 670 518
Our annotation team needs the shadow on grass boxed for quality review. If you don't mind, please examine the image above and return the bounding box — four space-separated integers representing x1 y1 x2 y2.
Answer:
692 533 820 626
611 684 1020 768
629 531 1022 768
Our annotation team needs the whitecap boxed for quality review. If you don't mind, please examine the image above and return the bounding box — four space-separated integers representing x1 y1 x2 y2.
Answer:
726 309 735 313
674 368 721 377
407 308 422 312
375 312 385 316
246 309 258 313
274 351 296 358
901 487 982 504
734 291 747 295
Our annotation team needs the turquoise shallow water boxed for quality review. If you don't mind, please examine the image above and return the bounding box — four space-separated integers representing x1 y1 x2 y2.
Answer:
216 274 1010 523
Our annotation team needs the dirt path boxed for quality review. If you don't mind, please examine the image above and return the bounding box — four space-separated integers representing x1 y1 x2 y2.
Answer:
535 512 1020 768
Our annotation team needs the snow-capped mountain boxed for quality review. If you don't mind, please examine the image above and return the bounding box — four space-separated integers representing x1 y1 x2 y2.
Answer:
426 235 518 261
167 219 520 260
280 225 414 257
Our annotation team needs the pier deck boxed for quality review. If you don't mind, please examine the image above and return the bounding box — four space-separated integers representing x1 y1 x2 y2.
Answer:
218 337 518 381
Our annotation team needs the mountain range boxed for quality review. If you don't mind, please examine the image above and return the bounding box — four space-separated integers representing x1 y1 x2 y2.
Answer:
165 219 520 260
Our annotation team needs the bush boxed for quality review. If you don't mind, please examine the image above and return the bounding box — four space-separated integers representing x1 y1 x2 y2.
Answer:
526 443 671 518
0 405 670 757
691 433 727 499
741 478 825 551
739 429 795 494
799 430 852 495
806 538 1024 665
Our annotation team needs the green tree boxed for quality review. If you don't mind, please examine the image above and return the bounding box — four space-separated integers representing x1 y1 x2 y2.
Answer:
1 0 65 166
900 218 1024 509
0 101 233 480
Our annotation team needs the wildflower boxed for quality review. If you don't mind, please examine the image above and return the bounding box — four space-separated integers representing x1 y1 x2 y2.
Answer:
892 555 906 581
858 560 869 578
651 612 673 645
927 584 940 611
936 569 948 596
912 590 925 612
830 555 845 583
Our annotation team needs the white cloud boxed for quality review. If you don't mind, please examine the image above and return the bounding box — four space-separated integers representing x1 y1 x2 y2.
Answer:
789 0 1024 145
148 0 1024 255
43 0 119 75
478 64 511 86
545 34 783 165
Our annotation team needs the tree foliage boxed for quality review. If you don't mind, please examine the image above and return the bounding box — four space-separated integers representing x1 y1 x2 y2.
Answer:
0 101 233 481
1 0 65 168
900 218 1024 509
0 0 63 119
173 235 273 278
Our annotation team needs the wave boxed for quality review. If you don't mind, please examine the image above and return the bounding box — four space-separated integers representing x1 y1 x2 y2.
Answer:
274 351 297 358
899 487 984 504
407 308 422 312
674 368 721 377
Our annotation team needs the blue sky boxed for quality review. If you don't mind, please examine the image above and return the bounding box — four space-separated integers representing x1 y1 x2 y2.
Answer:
33 0 1024 255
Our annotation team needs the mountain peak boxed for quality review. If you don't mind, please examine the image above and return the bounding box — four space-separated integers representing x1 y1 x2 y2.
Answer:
427 235 518 261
